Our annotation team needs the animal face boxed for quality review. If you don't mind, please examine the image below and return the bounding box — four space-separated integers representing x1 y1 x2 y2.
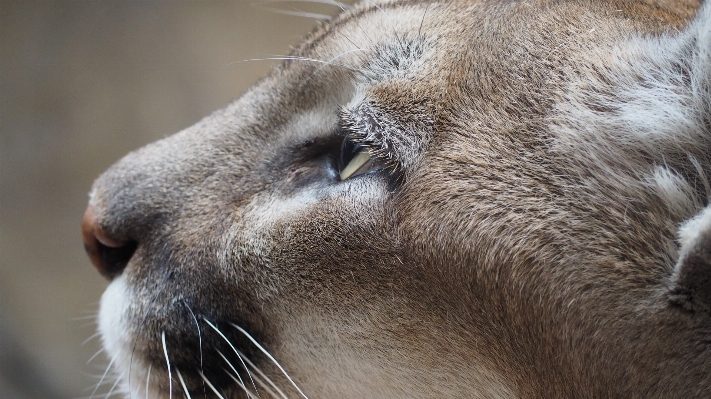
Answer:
82 1 711 397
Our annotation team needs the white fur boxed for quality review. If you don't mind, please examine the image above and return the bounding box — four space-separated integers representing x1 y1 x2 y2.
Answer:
99 276 159 399
553 2 711 228
678 205 711 254
649 166 701 217
555 3 710 151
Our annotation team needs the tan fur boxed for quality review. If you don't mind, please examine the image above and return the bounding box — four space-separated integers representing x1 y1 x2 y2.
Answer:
86 1 711 397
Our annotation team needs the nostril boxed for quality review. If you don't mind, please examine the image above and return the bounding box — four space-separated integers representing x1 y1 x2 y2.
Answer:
81 205 137 279
99 240 138 278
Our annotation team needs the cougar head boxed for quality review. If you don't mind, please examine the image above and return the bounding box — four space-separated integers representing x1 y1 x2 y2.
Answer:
82 1 711 397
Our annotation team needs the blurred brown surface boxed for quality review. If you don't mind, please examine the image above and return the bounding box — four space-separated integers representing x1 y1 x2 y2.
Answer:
0 1 342 397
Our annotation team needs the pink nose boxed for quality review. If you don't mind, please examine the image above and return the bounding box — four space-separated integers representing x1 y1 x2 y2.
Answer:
81 205 136 279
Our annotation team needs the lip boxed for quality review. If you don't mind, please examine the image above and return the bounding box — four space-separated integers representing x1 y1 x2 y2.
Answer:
99 275 270 399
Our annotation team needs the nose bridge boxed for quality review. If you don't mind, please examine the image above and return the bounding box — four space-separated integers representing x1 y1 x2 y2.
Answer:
89 106 272 242
93 139 182 239
81 131 204 279
91 123 226 243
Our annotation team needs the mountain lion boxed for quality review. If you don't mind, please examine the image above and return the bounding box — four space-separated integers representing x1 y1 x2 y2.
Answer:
81 0 711 397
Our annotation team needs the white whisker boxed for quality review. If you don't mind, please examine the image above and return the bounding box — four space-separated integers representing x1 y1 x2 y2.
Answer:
161 331 173 399
342 1 376 48
223 368 262 399
183 301 207 397
203 318 261 397
253 5 331 20
183 302 205 374
198 371 227 399
129 271 172 397
226 56 357 72
176 369 193 399
86 348 106 365
80 320 100 329
104 373 122 399
72 314 100 321
216 350 248 392
82 332 102 346
230 323 309 399
145 364 152 399
89 353 117 399
234 348 288 399
365 0 408 55
367 0 394 28
243 372 281 399
259 0 349 8
302 48 367 84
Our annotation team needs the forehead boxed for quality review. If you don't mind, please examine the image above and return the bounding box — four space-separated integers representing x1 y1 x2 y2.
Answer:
268 1 569 116
289 0 689 83
236 0 694 150
267 2 450 104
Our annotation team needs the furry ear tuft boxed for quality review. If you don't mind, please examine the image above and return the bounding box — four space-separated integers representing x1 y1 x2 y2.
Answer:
670 207 711 312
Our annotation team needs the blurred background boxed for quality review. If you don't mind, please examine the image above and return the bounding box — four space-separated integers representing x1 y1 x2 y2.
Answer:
0 1 350 397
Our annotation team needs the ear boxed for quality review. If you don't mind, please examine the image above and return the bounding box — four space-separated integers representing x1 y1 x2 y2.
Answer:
671 206 711 312
666 3 711 311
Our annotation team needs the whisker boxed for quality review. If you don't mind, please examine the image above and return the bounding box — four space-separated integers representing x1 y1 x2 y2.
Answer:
183 301 207 396
198 371 227 399
161 331 173 399
86 347 106 365
418 2 431 39
300 48 367 87
223 368 261 399
145 364 152 399
259 0 349 8
202 319 260 396
72 314 99 321
230 323 309 399
75 319 99 329
342 1 377 48
252 4 331 20
82 332 102 346
332 23 368 56
89 353 117 399
176 369 193 399
241 372 281 399
104 373 122 399
366 0 403 46
226 56 357 72
216 350 248 393
183 302 204 372
129 271 172 397
232 349 287 399
308 0 358 51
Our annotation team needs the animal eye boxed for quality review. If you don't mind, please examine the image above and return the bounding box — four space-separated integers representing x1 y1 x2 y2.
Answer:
338 138 380 180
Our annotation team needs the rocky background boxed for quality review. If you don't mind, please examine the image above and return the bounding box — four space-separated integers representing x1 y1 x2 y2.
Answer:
0 1 347 397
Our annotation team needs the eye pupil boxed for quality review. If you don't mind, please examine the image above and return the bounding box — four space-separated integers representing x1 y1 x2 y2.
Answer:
338 137 381 181
339 138 363 172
